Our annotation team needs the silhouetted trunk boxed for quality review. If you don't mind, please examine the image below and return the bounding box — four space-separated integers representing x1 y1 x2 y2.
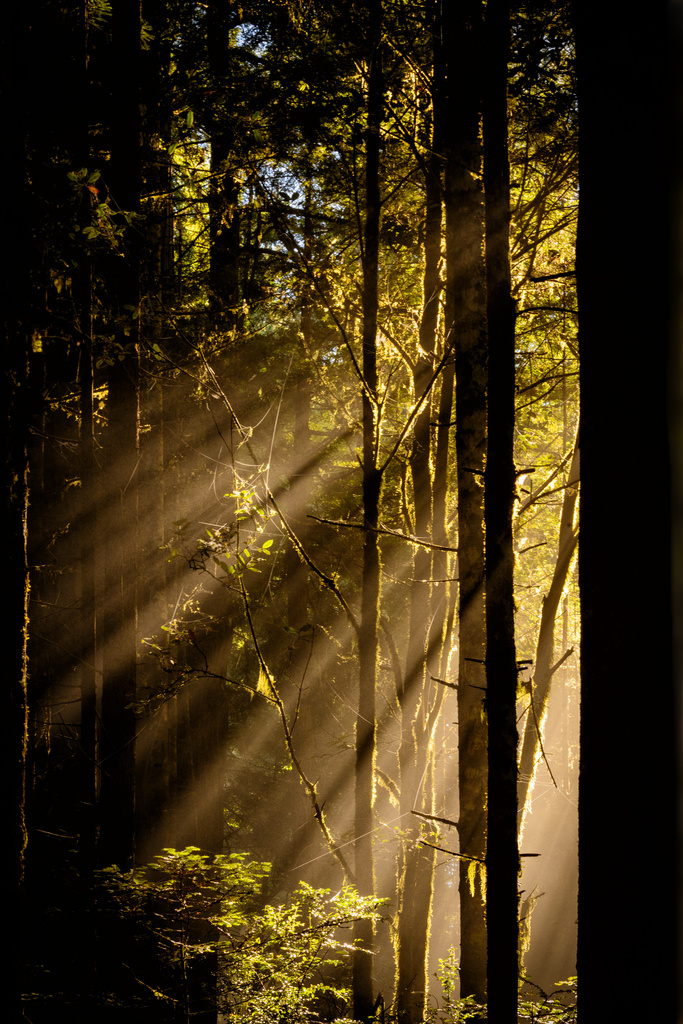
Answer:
354 3 382 1017
77 294 98 878
208 5 242 337
482 0 518 1015
443 0 488 1002
671 11 683 1020
67 0 98 886
2 11 31 1016
574 2 676 1017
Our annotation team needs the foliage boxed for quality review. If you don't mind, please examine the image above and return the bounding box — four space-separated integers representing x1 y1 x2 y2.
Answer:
97 847 384 1023
422 950 576 1024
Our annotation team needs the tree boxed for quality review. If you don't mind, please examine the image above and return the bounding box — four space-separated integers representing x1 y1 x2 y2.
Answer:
354 3 383 1017
97 0 143 871
441 0 489 1002
2 9 32 1020
573 0 676 1017
482 0 519 1018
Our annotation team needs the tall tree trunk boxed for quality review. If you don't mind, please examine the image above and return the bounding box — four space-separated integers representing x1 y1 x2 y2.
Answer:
208 5 241 338
573 2 676 1017
442 0 488 1002
69 0 98 887
394 30 443 1015
671 8 683 1021
77 297 98 873
2 10 31 1017
482 0 518 1015
354 3 382 1017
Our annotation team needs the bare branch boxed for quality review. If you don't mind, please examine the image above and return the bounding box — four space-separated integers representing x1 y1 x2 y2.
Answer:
419 840 485 864
431 676 456 690
239 576 354 882
529 270 576 282
549 646 574 678
412 809 458 828
308 515 457 553
267 491 361 640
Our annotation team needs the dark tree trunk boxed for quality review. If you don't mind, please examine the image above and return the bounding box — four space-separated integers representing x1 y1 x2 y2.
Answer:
574 2 676 1017
354 3 382 1017
442 0 489 1002
208 6 242 338
482 0 518 1016
2 11 31 1019
670 7 683 1019
77 292 98 878
68 0 98 886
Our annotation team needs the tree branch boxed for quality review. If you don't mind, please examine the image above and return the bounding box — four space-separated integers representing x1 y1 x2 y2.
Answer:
308 515 457 553
239 576 354 882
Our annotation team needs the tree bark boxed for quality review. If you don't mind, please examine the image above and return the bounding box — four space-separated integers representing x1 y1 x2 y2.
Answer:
573 2 676 1016
393 13 444 1013
2 11 31 1017
442 0 489 1002
208 5 242 338
354 3 382 1017
482 0 519 1016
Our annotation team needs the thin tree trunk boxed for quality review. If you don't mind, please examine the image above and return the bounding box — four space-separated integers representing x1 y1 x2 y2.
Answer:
208 6 241 338
394 39 443 1016
2 12 31 1015
72 0 98 882
78 292 98 876
354 3 382 1017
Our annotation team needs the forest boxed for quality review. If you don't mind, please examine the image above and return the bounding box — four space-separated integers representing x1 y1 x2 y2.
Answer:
4 1 679 1022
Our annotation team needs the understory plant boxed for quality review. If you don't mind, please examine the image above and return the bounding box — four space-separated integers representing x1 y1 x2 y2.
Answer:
422 948 576 1024
97 846 383 1023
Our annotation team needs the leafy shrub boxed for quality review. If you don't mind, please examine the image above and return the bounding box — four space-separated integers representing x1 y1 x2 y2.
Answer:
97 847 383 1023
423 949 576 1024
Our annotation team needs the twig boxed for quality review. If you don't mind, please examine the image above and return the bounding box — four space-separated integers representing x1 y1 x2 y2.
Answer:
239 576 354 882
419 840 485 864
529 270 576 282
412 810 458 828
527 692 557 790
267 491 360 640
549 647 574 678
